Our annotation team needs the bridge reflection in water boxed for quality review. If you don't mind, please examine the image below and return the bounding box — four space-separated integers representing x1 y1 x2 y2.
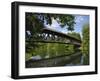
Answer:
26 52 85 68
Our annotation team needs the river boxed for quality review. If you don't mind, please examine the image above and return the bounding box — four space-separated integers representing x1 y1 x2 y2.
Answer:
26 52 89 68
26 42 89 68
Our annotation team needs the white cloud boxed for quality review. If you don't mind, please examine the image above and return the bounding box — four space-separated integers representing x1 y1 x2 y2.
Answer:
75 16 84 23
45 18 68 34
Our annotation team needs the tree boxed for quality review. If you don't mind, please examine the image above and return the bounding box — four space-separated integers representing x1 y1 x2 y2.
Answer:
81 24 89 65
26 13 44 37
82 24 89 55
26 13 76 36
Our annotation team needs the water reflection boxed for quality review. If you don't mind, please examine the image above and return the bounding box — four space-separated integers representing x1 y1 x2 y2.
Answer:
26 52 89 68
26 42 89 68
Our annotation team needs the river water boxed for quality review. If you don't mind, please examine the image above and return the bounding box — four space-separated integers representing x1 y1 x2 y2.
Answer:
26 52 89 68
26 42 89 68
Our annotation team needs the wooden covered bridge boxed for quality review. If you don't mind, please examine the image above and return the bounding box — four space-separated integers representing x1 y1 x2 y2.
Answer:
31 27 82 47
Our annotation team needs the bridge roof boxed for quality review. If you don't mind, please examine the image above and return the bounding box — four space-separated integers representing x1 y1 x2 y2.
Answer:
42 27 81 43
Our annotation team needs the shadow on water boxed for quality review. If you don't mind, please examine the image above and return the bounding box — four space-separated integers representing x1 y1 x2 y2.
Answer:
26 52 89 68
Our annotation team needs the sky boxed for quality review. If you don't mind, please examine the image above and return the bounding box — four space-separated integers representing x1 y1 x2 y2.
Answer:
45 15 89 36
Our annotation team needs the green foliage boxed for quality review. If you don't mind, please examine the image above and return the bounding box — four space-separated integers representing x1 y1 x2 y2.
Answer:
26 13 75 33
26 13 44 36
82 24 89 55
67 32 81 40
